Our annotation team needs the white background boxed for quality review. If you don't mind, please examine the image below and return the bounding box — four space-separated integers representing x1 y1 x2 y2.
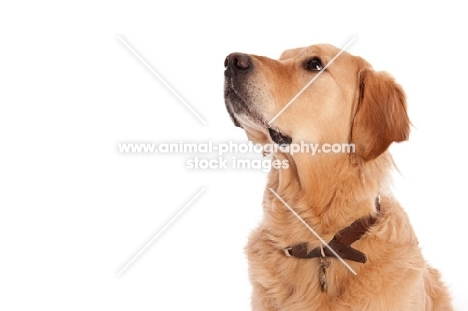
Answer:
1 1 467 310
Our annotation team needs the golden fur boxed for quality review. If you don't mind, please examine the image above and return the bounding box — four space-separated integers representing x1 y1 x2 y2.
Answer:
224 44 452 310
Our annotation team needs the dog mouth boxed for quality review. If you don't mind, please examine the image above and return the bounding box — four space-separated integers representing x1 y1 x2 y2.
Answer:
268 127 292 145
224 80 292 145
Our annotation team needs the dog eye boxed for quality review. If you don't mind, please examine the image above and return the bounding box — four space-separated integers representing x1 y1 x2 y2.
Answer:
306 58 323 71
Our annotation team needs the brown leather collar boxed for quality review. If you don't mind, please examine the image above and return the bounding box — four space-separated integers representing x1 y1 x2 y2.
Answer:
283 197 380 263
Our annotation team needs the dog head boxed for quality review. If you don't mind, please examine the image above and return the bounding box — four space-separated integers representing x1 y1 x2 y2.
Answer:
224 44 410 162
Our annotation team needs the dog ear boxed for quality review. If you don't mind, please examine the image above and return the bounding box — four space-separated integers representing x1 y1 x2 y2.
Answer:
351 70 410 162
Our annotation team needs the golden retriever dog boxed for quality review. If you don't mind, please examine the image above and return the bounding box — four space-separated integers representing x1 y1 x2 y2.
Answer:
223 44 452 310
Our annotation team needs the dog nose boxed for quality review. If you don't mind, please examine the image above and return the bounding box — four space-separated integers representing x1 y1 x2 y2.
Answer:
224 53 251 71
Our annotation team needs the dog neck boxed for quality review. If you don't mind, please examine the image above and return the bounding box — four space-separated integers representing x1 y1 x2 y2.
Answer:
265 151 390 248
